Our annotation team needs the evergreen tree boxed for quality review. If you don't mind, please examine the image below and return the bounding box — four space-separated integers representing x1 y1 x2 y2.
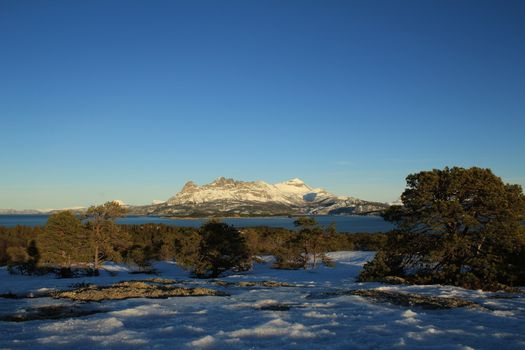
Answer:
360 167 525 289
6 246 29 274
188 221 251 278
37 211 88 269
85 201 130 270
125 245 152 271
275 217 333 269
173 229 201 268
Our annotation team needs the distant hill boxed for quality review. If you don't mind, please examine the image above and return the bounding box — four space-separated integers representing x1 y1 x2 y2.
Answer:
0 209 44 215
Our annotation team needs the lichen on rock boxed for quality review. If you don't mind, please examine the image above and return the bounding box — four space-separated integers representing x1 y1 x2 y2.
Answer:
53 280 229 301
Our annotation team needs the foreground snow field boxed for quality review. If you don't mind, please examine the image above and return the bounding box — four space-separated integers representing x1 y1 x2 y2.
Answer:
1 252 524 350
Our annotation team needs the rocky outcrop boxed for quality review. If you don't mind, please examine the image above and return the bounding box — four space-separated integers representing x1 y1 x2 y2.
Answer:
213 280 296 288
53 281 229 301
350 289 479 309
0 305 107 322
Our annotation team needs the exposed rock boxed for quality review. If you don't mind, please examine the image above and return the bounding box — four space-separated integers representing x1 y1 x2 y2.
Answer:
0 290 53 299
53 280 229 301
259 303 291 311
180 181 199 193
307 289 479 309
487 283 523 294
0 305 107 322
140 278 180 284
489 293 521 299
214 280 295 288
350 289 479 309
128 268 158 275
0 292 18 299
379 276 408 285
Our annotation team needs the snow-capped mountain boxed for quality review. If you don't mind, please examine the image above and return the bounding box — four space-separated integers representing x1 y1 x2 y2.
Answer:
166 177 330 206
131 177 388 217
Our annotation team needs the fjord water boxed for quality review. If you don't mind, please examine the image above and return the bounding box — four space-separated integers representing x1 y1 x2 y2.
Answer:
0 215 394 233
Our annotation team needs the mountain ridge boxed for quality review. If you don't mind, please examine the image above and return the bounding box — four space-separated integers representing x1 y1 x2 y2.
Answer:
131 177 389 217
0 178 390 217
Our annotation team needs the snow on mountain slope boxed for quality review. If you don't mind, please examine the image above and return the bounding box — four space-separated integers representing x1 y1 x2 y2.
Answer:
273 178 313 197
128 177 389 217
166 177 337 206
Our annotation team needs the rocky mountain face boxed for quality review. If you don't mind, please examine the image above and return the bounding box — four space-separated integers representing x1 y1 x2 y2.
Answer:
130 177 389 217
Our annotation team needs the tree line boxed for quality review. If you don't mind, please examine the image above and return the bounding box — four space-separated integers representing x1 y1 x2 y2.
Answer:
0 205 386 278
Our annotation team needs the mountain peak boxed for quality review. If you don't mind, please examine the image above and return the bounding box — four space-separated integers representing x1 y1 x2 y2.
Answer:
211 177 237 186
275 178 309 189
181 181 199 192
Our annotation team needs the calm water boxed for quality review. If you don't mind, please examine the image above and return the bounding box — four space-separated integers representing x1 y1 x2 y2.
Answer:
0 215 394 233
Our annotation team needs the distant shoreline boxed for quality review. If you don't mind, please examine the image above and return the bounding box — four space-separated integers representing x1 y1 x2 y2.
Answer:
0 213 380 219
0 215 395 232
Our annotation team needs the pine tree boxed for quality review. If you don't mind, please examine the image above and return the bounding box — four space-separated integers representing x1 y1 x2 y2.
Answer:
360 167 525 289
189 221 251 278
37 211 88 269
274 217 333 269
85 201 130 270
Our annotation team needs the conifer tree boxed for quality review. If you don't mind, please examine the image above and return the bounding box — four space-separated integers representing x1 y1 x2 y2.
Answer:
360 167 525 289
85 201 130 270
188 221 251 278
37 211 88 269
275 217 333 269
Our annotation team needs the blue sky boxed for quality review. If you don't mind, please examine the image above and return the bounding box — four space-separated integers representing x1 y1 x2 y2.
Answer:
1 0 524 209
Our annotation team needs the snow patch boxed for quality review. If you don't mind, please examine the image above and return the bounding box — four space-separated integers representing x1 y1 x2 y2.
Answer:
39 317 124 333
101 261 131 272
303 311 337 319
326 251 375 264
188 335 216 348
185 325 206 333
228 318 332 339
111 304 178 317
492 310 515 317
402 309 417 318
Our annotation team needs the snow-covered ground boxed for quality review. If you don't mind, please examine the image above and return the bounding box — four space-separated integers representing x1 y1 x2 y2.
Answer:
1 252 524 349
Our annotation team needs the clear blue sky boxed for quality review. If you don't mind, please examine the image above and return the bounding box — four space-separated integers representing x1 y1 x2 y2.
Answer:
1 0 524 209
